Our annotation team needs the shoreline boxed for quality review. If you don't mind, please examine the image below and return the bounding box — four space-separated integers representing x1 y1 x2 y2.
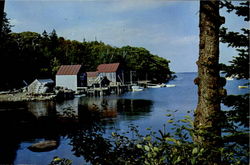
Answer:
0 92 56 102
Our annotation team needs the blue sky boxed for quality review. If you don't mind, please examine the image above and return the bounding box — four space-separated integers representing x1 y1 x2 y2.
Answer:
5 0 248 72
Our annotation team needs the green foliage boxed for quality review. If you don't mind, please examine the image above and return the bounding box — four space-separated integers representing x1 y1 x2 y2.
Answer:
220 1 249 21
0 14 172 90
219 3 249 163
112 115 248 165
222 94 249 127
1 12 12 36
49 157 72 165
54 112 248 165
220 1 249 79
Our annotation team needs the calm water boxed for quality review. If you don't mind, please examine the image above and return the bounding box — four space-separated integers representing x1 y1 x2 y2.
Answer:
0 72 248 165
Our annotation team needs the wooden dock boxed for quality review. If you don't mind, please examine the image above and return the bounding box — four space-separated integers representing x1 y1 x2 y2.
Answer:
77 85 130 96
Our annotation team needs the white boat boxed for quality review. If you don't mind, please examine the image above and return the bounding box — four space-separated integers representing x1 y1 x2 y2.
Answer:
226 76 234 81
147 84 161 88
131 85 144 92
166 84 176 87
160 83 166 87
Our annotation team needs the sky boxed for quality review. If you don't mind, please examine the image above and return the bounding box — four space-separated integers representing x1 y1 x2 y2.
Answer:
4 0 248 72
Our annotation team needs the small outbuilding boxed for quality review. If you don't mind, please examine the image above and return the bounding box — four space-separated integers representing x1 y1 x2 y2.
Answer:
28 79 54 94
56 65 87 91
86 71 99 87
97 63 124 85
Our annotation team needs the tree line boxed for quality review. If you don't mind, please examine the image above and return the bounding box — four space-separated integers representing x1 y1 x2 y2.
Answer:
0 15 172 90
0 0 249 164
50 1 249 165
49 2 249 164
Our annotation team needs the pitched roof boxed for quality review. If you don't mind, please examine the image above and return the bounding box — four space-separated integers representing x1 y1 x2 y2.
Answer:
36 79 54 84
97 63 120 73
56 65 82 75
87 72 99 77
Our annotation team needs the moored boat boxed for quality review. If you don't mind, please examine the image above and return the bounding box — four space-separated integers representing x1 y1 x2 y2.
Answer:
160 83 166 87
147 84 161 88
166 84 176 87
226 76 234 81
131 85 144 92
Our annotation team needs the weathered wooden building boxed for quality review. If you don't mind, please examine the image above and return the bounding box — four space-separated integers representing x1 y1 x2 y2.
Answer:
28 79 54 94
56 65 86 91
97 63 124 85
86 71 99 87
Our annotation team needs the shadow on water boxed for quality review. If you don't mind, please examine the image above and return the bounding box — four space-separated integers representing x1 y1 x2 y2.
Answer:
1 73 247 164
0 101 60 164
0 97 153 164
79 97 153 117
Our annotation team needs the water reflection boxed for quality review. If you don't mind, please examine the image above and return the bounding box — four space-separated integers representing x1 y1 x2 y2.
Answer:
0 102 59 164
79 97 153 118
67 122 110 164
1 72 244 164
0 97 153 164
27 101 56 119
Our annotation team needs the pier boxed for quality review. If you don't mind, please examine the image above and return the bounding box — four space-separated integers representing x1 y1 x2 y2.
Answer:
77 84 130 96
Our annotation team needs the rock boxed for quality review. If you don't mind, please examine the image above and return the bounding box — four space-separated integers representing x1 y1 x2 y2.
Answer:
55 88 75 101
28 140 58 152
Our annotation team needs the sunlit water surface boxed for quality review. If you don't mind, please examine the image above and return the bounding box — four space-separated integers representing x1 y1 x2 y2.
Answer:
0 72 248 165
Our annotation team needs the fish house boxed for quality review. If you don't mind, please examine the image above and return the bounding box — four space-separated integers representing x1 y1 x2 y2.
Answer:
56 65 86 91
97 63 123 85
86 71 99 87
28 79 54 94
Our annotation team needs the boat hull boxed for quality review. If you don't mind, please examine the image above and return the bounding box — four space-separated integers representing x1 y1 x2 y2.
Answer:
166 84 176 87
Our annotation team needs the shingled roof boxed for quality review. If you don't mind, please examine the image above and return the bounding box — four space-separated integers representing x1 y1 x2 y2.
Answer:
97 63 120 73
56 65 82 75
87 71 99 77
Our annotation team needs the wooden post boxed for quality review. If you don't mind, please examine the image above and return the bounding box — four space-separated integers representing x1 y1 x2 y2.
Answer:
122 71 124 85
130 71 132 84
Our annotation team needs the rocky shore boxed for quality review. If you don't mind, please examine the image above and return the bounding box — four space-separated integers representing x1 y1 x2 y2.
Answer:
0 88 74 102
0 92 56 102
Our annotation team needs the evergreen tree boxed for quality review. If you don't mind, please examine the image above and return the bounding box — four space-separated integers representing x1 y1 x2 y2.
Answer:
0 13 19 90
220 1 249 79
219 2 249 162
0 0 5 35
0 19 172 90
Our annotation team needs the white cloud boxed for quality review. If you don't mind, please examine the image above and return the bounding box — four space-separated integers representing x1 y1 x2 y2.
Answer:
6 0 200 72
170 35 198 45
106 0 174 13
59 18 169 49
9 18 22 26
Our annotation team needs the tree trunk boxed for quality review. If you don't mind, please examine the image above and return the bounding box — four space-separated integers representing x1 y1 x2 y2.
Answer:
194 0 226 164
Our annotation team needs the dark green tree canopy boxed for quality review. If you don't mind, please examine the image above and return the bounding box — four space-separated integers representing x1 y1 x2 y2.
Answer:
0 13 173 90
220 1 249 79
